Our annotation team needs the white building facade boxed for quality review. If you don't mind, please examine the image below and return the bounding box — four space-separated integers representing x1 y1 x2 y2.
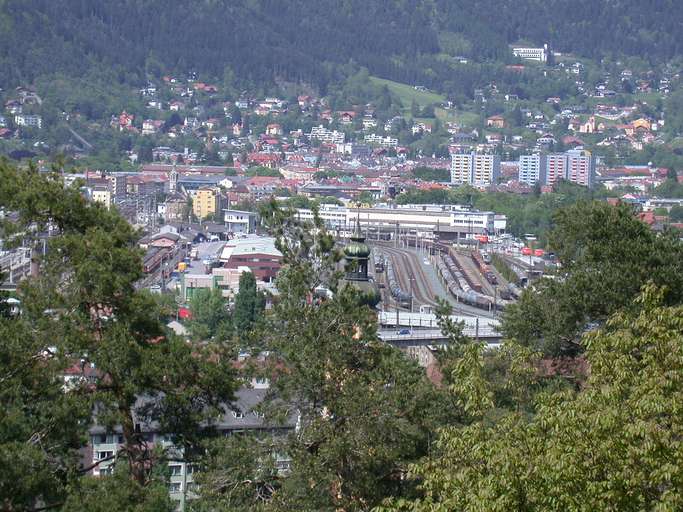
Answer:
296 204 505 237
518 154 547 185
512 45 549 62
451 152 501 186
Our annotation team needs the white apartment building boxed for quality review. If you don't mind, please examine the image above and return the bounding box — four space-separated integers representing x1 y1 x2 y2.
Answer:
364 133 398 147
518 154 547 185
14 114 42 129
451 152 500 186
450 153 473 184
222 209 257 233
309 125 345 144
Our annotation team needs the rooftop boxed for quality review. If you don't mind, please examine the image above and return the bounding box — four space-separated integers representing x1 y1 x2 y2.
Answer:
220 236 281 261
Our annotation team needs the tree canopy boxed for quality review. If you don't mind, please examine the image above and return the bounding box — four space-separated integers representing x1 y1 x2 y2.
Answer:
502 200 683 356
382 285 683 512
0 162 237 509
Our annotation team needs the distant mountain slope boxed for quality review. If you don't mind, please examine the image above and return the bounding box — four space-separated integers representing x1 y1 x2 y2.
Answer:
0 0 680 90
435 0 683 63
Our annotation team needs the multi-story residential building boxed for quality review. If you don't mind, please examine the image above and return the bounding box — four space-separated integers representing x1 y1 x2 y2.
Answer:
309 125 345 144
518 154 547 185
363 133 398 147
544 153 569 187
471 154 500 186
223 209 257 234
105 173 128 199
192 187 220 220
163 195 188 223
540 150 595 188
566 149 595 188
14 114 42 129
87 388 296 503
450 153 474 184
90 187 112 208
450 152 500 186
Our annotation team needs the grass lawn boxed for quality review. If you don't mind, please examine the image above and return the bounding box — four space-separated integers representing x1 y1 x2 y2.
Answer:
369 76 485 127
435 108 481 127
369 76 445 108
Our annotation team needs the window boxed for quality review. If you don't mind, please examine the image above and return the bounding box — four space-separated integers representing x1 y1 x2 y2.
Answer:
99 466 113 476
169 482 182 493
170 464 182 476
232 410 244 419
96 450 114 460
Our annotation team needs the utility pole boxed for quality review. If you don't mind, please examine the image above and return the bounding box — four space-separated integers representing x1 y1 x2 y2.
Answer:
410 276 414 313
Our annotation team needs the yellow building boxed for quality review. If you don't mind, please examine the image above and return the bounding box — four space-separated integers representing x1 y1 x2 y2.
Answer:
91 188 112 208
192 187 219 219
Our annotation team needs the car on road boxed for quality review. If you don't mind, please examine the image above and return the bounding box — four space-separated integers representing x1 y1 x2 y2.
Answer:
396 328 411 335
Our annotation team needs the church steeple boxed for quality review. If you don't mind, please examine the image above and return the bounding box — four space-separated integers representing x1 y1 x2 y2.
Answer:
169 162 178 194
344 214 370 281
340 206 379 307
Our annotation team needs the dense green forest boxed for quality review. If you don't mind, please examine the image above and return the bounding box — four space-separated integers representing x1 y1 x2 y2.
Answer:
2 0 682 95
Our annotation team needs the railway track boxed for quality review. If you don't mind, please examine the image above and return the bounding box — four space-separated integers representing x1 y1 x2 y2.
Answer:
385 247 440 310
373 243 498 318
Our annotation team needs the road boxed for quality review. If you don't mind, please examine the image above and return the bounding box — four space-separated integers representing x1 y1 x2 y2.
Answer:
379 328 501 343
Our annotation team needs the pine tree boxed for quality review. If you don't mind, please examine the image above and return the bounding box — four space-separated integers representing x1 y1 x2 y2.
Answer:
0 162 238 509
233 271 264 335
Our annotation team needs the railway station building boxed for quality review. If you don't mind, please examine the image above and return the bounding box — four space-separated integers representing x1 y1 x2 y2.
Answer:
296 204 505 240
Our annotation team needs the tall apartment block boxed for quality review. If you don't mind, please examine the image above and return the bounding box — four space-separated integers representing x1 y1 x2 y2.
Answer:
545 153 568 187
518 154 547 185
566 149 595 188
518 150 594 188
450 153 474 184
451 152 500 186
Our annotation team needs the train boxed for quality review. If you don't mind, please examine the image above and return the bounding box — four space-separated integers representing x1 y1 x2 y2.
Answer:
143 247 171 274
507 282 523 299
373 251 385 273
385 258 412 309
437 253 509 311
471 251 498 286
446 250 483 293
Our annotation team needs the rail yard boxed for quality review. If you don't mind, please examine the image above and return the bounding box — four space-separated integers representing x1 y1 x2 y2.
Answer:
369 237 548 319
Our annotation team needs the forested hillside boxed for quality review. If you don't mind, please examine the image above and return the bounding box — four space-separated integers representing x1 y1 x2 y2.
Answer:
1 0 682 93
